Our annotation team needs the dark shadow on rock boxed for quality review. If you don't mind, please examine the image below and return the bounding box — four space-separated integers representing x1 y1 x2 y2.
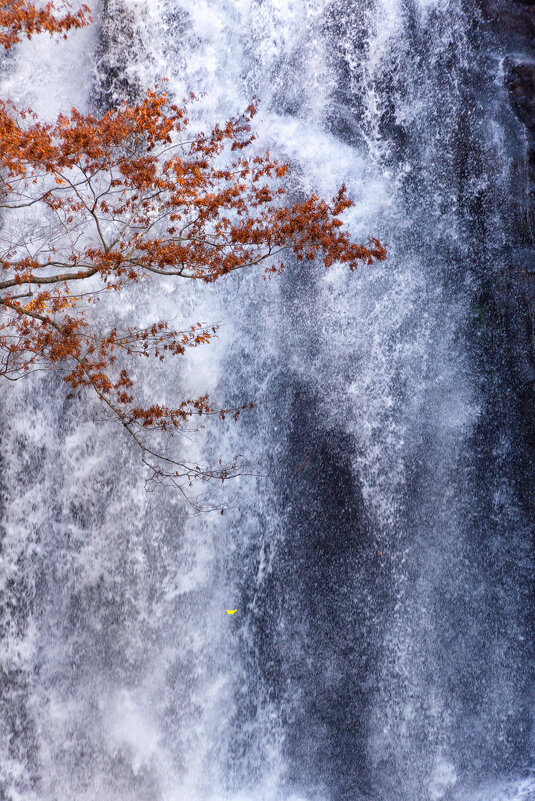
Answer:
234 379 388 801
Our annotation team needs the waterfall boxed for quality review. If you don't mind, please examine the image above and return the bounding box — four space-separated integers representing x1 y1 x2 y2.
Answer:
1 1 534 800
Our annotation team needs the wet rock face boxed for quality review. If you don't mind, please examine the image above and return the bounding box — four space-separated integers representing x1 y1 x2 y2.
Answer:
480 1 535 189
509 63 535 129
499 0 535 418
507 61 535 208
93 0 148 112
495 1 535 48
500 1 535 172
475 1 535 436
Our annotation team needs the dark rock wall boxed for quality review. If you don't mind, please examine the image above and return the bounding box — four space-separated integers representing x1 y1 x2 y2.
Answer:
478 0 535 441
93 0 147 111
492 0 535 220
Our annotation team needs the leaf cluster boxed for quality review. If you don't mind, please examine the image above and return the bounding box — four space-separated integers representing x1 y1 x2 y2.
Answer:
0 1 386 507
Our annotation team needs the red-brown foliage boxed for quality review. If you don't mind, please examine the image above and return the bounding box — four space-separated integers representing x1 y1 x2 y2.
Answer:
0 1 386 507
0 0 90 49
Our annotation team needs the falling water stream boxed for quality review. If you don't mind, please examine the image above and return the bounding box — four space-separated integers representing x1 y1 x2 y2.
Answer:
1 0 535 800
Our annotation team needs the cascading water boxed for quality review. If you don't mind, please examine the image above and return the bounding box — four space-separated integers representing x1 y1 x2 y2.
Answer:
1 1 535 800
